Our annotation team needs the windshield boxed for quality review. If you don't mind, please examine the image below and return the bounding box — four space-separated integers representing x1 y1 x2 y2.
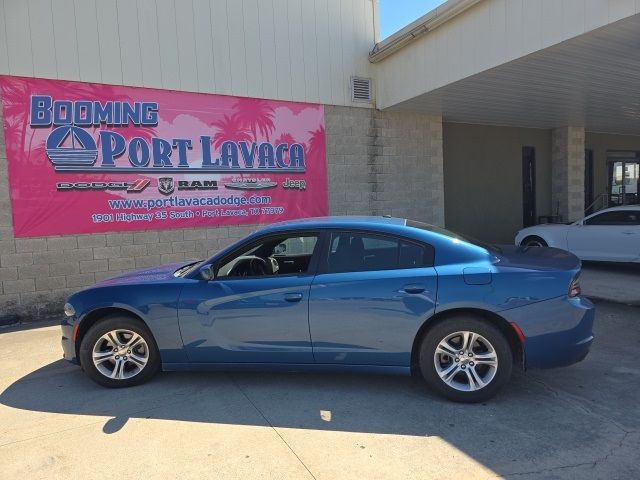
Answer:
406 220 502 254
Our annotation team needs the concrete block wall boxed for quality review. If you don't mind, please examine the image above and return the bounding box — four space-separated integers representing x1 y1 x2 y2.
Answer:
0 224 255 323
0 102 444 323
325 106 444 225
552 126 585 222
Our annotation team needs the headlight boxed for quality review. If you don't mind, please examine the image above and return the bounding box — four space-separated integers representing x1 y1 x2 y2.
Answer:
63 303 76 317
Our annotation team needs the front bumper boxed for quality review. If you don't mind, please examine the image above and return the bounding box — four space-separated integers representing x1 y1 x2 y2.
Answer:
60 318 79 364
502 295 595 369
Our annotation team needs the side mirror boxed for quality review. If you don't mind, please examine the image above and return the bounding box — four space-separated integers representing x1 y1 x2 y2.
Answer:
198 264 215 281
274 243 287 254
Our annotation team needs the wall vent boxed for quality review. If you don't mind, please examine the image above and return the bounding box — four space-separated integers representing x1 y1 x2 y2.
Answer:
351 76 372 103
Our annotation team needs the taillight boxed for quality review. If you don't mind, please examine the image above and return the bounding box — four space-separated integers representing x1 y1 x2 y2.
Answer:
568 275 581 297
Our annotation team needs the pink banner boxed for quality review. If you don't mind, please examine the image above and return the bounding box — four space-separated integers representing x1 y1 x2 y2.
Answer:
0 76 327 237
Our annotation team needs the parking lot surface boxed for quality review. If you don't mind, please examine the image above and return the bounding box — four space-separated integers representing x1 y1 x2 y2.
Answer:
1 300 639 480
580 262 640 306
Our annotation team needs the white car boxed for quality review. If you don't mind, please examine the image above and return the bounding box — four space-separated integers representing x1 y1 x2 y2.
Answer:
515 206 640 263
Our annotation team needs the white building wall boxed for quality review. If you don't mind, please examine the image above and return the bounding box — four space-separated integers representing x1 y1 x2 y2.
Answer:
0 0 376 107
375 0 640 109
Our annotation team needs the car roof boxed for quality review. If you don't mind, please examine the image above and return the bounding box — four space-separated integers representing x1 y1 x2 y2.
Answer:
261 216 407 232
590 205 640 215
608 205 640 210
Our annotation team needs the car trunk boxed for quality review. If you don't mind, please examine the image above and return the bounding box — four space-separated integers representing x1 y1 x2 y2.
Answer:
495 245 581 273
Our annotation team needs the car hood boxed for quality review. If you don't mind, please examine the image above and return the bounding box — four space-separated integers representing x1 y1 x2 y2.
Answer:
495 245 580 272
94 262 187 287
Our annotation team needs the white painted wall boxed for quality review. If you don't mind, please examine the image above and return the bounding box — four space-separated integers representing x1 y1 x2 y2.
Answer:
375 0 640 109
0 0 376 107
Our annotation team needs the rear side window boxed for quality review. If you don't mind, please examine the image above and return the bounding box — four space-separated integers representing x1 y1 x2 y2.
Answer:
585 210 640 225
399 242 428 268
326 232 434 273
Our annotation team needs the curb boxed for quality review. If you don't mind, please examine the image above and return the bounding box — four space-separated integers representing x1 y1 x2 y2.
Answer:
0 314 21 328
0 316 61 330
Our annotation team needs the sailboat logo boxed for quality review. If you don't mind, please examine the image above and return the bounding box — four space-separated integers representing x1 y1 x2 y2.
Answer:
45 126 98 166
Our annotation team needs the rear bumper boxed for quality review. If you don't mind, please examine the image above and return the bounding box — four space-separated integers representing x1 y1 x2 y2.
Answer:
501 296 595 369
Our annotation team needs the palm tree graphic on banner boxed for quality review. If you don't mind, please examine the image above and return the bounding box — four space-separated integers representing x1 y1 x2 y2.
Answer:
233 98 276 142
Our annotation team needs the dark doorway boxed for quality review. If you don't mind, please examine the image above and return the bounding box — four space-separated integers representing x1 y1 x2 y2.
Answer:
522 147 536 227
607 151 640 206
584 150 594 214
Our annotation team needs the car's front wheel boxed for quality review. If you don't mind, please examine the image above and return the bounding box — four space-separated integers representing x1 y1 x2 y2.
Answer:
521 236 548 247
419 316 513 402
79 315 160 388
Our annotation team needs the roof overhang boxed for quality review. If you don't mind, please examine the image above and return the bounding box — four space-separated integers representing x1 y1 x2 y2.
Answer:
369 0 483 63
373 0 640 134
386 14 640 134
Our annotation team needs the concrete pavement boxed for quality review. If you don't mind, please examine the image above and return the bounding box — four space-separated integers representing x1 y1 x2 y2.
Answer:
0 301 639 479
580 262 640 306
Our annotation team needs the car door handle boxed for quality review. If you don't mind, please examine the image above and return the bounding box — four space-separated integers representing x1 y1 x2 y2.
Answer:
403 285 426 294
622 231 636 235
284 293 303 302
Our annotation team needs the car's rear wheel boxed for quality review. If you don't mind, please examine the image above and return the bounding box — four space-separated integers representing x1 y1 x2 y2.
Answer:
522 236 547 247
419 316 513 402
79 315 160 388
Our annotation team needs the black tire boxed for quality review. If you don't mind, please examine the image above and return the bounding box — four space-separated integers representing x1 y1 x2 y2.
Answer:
79 315 160 388
522 236 548 247
419 316 513 403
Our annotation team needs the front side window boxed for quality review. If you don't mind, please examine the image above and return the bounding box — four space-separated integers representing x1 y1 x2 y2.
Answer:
326 232 433 273
585 210 640 225
217 233 319 278
277 236 318 255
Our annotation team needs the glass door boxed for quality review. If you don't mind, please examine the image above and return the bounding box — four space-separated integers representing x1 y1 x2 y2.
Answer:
522 147 536 226
607 152 640 206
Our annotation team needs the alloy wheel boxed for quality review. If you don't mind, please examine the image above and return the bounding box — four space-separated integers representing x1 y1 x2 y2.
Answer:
433 330 498 392
92 329 149 380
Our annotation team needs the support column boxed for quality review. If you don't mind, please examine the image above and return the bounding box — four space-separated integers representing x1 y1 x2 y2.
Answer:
552 126 585 222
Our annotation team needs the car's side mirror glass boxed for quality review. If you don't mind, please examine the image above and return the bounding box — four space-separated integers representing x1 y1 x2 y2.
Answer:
198 264 215 281
274 243 287 254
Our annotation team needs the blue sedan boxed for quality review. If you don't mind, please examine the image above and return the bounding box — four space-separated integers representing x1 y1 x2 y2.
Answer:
61 217 594 402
